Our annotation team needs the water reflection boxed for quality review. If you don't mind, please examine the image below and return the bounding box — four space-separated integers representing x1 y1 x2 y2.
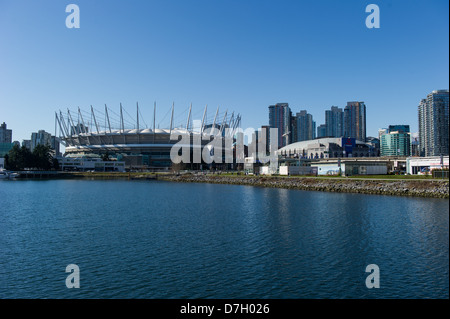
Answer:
0 180 447 299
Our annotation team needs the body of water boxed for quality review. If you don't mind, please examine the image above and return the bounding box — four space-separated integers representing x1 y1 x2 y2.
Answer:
0 179 448 298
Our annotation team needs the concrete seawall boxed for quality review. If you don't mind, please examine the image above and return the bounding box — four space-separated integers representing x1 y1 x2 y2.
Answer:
159 175 450 199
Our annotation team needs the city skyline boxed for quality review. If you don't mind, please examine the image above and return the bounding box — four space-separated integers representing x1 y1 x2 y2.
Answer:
2 93 447 144
0 0 449 143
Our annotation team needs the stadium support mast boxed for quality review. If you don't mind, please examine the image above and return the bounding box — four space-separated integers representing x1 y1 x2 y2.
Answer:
136 102 140 131
186 103 192 132
228 112 235 137
120 103 126 143
55 112 69 147
211 106 219 135
231 114 241 137
67 109 76 135
105 104 112 133
120 103 125 134
91 106 99 133
219 109 228 136
169 102 174 135
153 102 156 132
55 112 65 139
91 105 103 145
78 107 87 134
152 101 156 144
67 109 81 145
78 107 90 145
137 102 140 144
201 105 207 134
59 111 70 138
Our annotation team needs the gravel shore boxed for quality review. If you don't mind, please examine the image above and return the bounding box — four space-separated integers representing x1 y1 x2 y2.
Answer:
159 174 449 198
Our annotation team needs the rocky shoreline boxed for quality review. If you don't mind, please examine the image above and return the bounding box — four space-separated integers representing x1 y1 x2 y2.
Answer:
158 174 450 199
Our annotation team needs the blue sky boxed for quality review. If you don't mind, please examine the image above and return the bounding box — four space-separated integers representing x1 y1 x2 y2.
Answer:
0 0 448 143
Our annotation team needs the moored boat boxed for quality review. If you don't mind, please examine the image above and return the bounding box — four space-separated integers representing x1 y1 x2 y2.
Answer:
0 169 18 179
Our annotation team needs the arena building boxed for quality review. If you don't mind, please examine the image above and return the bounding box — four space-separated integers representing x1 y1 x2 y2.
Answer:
56 103 241 170
276 137 378 159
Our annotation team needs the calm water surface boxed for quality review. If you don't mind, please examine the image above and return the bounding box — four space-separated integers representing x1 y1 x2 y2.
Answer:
0 179 448 298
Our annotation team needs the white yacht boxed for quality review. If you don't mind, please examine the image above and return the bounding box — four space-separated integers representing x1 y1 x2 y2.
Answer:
0 169 18 179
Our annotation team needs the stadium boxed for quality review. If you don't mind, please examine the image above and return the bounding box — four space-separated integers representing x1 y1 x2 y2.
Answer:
55 103 241 170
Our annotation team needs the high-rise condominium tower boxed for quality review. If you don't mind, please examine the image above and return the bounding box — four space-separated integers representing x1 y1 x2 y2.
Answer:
344 102 366 142
418 90 449 156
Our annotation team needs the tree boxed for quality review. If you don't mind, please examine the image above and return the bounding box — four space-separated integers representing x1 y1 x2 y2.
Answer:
3 154 9 170
6 144 54 170
32 144 53 170
6 144 33 170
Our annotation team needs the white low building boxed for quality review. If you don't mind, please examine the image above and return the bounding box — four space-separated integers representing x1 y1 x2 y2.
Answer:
59 155 125 172
259 165 278 175
279 165 315 176
311 159 388 176
406 156 449 175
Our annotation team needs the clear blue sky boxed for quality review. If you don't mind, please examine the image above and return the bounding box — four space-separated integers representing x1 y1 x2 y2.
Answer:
0 0 448 143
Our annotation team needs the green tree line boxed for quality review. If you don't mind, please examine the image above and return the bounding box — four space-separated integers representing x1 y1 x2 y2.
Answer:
4 144 59 171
